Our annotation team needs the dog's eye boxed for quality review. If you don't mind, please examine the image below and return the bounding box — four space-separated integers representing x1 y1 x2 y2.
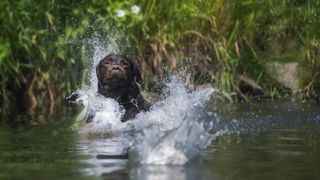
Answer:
104 60 111 65
121 60 129 66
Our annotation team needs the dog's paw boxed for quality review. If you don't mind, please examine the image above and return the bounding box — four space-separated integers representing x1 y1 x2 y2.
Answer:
65 93 80 106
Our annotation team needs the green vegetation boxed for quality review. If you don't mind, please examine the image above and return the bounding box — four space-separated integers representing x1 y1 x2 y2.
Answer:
0 0 319 112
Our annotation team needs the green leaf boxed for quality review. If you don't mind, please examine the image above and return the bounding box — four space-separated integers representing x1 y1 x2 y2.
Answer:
0 40 11 64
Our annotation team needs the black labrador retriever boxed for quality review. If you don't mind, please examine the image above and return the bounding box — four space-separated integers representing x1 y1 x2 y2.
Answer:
66 54 150 123
95 54 150 122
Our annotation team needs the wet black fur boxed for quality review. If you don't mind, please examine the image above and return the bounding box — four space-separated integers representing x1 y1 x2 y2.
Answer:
95 54 150 122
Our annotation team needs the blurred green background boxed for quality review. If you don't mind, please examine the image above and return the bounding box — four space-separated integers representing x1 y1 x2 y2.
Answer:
0 0 319 113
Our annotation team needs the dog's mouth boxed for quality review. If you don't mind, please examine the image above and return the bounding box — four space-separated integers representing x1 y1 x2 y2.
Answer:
100 71 127 83
109 70 126 79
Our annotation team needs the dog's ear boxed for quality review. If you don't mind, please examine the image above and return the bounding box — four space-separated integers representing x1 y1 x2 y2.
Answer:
96 62 101 82
132 62 143 84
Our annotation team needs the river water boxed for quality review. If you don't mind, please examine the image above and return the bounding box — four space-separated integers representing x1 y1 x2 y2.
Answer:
1 39 320 179
1 97 320 179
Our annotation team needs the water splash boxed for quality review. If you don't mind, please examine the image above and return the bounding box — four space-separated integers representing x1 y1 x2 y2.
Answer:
72 36 226 165
129 78 226 165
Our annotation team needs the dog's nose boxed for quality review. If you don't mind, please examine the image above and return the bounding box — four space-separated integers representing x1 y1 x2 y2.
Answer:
112 66 121 71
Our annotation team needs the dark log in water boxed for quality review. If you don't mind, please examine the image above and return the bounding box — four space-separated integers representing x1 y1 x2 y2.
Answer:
96 153 129 160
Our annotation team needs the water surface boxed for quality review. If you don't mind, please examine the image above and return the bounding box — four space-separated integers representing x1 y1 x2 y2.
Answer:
1 101 320 179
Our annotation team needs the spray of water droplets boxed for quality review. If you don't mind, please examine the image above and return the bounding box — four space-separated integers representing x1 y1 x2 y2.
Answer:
71 35 228 165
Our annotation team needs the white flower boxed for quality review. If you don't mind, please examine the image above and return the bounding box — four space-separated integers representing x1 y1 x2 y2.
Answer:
131 5 140 14
116 9 126 17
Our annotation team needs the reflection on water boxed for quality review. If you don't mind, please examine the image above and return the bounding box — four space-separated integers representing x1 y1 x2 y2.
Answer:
77 136 130 176
204 125 320 180
0 101 320 179
130 165 188 180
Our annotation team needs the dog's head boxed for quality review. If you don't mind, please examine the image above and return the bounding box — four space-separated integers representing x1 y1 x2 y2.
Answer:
96 54 142 85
